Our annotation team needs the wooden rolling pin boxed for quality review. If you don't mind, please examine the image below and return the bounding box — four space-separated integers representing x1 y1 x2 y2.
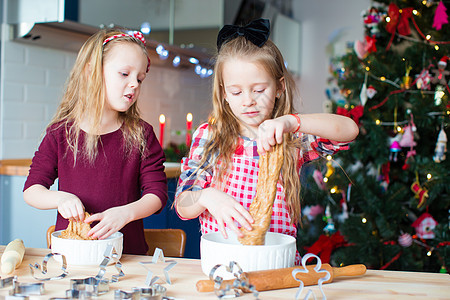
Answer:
1 239 25 275
196 263 366 292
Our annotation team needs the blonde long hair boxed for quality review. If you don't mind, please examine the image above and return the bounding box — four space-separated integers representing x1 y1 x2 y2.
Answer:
200 36 302 224
48 28 149 163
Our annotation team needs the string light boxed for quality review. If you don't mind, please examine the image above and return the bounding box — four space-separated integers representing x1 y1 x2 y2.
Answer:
330 186 338 193
323 177 329 183
434 45 440 51
140 22 151 34
375 119 381 125
362 218 367 223
426 35 431 40
189 57 199 64
427 173 432 180
326 155 332 161
172 56 180 67
380 76 386 81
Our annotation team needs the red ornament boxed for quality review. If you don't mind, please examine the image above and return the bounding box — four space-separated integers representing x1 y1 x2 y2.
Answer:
411 212 438 239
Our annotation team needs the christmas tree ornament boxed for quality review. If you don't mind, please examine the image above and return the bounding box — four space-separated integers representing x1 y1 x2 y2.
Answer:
398 233 413 247
389 141 401 161
365 35 377 54
313 169 326 190
401 65 413 90
354 39 369 60
324 160 335 178
411 179 429 208
323 204 337 234
433 127 447 163
366 85 377 99
434 85 446 106
431 56 450 85
411 212 438 239
385 3 414 50
424 0 434 8
360 82 368 106
363 7 383 36
432 1 448 31
399 125 417 148
415 68 432 90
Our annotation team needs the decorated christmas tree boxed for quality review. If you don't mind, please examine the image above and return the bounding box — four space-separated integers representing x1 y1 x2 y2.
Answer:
298 0 449 273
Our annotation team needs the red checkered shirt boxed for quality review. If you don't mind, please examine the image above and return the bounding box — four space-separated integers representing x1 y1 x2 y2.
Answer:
175 123 350 261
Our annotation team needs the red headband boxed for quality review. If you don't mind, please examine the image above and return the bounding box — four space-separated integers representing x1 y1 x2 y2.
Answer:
103 31 150 72
103 31 146 46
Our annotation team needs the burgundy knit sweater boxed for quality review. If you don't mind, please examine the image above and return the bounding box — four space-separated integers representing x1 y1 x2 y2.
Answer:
24 120 168 255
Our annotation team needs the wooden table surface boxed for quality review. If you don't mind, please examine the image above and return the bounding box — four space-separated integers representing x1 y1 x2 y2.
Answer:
0 247 449 299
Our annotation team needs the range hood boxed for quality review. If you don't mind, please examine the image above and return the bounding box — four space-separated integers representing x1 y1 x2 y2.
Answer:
7 0 214 69
10 20 214 69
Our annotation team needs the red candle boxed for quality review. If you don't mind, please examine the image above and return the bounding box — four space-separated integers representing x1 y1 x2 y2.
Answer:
186 113 193 146
159 114 165 147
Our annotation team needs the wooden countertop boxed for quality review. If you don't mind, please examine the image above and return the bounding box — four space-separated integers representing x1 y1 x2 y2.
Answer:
0 159 181 178
0 246 449 299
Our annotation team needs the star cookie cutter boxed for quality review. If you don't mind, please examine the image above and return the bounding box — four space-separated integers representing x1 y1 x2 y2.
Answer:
209 261 259 299
139 248 177 285
292 253 330 300
29 252 68 281
114 284 167 299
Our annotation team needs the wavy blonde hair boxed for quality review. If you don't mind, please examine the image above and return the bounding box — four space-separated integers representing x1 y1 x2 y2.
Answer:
48 28 150 163
199 37 302 224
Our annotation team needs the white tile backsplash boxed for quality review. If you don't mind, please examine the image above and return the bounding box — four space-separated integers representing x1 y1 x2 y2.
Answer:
1 39 213 158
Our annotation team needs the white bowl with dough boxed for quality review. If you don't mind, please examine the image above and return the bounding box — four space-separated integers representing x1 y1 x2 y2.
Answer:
51 230 123 266
200 230 296 279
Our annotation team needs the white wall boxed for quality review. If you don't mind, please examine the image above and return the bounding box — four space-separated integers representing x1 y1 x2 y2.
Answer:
293 0 370 113
0 34 212 159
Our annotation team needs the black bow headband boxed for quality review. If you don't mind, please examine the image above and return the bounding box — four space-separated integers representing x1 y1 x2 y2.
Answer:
216 18 270 51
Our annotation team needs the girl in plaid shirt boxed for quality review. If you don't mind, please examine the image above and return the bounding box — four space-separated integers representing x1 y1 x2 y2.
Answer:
175 19 358 261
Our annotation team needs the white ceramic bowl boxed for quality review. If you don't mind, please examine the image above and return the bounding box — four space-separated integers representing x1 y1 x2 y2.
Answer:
51 230 123 266
200 230 296 279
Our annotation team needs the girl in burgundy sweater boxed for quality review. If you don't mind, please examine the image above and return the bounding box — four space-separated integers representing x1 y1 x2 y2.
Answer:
24 29 167 255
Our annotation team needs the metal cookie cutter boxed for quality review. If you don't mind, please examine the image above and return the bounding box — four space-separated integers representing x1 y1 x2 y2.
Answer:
29 252 68 281
70 277 109 295
114 284 167 300
139 248 177 286
209 261 259 299
95 244 124 283
48 289 93 300
0 276 17 288
9 281 44 297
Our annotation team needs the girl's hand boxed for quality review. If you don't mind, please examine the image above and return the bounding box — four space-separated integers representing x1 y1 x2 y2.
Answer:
85 207 130 240
199 189 254 239
257 115 294 154
56 192 85 222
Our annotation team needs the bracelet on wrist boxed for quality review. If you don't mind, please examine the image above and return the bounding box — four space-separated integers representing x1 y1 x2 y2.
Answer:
290 114 301 133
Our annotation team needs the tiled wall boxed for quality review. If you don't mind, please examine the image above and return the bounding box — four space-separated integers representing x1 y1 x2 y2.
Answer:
0 38 212 159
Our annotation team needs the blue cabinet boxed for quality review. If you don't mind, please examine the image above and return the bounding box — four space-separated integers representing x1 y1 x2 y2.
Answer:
143 178 201 259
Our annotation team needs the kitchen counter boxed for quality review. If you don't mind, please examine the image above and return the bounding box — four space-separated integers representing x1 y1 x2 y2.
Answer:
0 246 449 299
0 159 181 178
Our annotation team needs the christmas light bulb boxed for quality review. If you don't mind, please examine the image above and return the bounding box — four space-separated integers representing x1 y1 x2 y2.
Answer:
375 119 381 125
380 77 386 81
386 16 391 22
323 177 329 183
365 66 370 71
427 173 432 180
362 218 367 223
426 35 431 40
326 155 332 161
413 10 418 15
427 250 432 256
330 187 338 193
435 45 439 51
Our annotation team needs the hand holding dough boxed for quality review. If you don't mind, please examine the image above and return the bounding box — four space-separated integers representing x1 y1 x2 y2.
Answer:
60 212 96 240
239 144 284 245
